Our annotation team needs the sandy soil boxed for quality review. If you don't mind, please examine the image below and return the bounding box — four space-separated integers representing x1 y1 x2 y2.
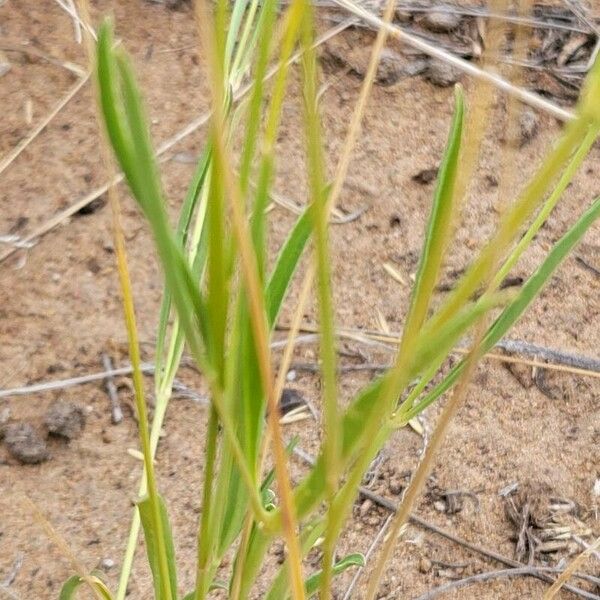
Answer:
1 1 599 599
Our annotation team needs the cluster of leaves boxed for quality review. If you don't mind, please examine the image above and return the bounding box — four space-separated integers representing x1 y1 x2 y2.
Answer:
62 0 600 598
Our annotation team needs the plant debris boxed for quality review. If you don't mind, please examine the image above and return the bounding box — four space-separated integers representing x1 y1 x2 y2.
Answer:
412 167 438 185
278 388 307 416
504 481 592 563
45 400 86 440
2 422 49 464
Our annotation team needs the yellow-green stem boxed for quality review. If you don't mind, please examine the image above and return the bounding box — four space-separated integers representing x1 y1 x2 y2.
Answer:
109 193 173 600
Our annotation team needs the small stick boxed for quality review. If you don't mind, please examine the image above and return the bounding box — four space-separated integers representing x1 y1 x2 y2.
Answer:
414 567 600 600
0 20 355 265
292 448 595 600
63 0 83 43
0 363 154 399
281 323 600 377
0 333 319 400
291 361 389 374
311 1 591 34
102 353 123 424
575 255 600 278
573 534 600 564
52 0 97 40
496 339 600 372
0 44 86 77
341 515 393 600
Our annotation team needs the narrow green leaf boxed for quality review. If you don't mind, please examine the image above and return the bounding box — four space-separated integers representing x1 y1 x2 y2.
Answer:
266 206 313 326
59 575 113 600
182 580 228 600
155 145 212 393
402 195 600 422
401 86 464 347
138 494 178 600
305 553 365 597
265 518 327 600
59 575 83 600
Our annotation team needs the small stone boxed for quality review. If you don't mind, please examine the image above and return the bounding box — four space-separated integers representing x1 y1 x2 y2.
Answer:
0 51 11 78
426 60 460 87
279 388 306 416
419 556 432 573
395 8 412 23
367 515 381 526
45 400 86 440
388 478 403 496
286 369 297 382
360 499 373 518
412 167 438 185
100 558 115 570
376 49 403 86
434 500 447 512
421 11 461 33
3 423 49 464
519 108 538 146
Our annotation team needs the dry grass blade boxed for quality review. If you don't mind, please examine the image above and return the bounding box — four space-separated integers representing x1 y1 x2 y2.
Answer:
543 536 600 599
331 0 574 121
0 20 353 266
416 567 600 600
0 73 90 178
22 496 106 600
54 0 97 40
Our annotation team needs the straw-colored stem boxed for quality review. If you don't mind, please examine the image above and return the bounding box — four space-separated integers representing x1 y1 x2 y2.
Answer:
194 1 306 597
109 189 173 600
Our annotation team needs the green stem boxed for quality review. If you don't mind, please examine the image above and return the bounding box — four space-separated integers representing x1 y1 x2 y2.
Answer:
111 202 173 600
194 408 220 600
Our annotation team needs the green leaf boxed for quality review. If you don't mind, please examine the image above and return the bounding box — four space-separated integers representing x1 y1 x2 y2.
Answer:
265 518 327 600
266 206 313 326
305 553 365 597
59 575 83 600
155 144 212 388
59 575 113 600
138 494 178 600
402 195 600 422
401 86 464 347
182 580 228 600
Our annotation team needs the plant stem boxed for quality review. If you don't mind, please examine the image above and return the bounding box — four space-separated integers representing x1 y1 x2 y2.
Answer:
194 407 219 600
109 189 173 600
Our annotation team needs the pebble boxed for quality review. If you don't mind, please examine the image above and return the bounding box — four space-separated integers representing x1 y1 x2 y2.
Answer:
419 556 433 573
388 478 404 496
421 11 461 33
395 8 412 23
3 422 49 464
45 400 86 440
279 388 306 416
376 49 404 85
100 558 115 570
434 500 447 512
360 499 373 518
426 60 461 87
367 515 381 527
412 167 438 185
